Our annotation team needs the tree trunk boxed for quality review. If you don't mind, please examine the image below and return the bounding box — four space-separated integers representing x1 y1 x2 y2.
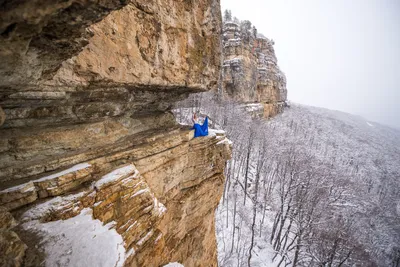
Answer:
230 193 237 254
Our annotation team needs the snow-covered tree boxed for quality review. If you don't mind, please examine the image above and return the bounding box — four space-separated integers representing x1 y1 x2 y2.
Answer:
173 92 400 267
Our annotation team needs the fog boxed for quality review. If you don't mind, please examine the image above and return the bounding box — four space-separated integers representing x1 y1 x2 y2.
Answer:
221 0 400 129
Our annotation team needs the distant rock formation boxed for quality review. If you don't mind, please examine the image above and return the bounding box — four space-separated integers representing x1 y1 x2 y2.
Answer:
0 1 231 266
221 19 288 118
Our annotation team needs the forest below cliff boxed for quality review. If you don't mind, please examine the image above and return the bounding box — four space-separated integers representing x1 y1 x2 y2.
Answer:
174 92 400 267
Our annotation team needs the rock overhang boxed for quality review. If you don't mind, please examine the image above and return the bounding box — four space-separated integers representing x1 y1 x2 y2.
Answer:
0 1 230 266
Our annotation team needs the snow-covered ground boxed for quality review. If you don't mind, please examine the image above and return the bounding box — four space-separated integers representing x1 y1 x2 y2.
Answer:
215 103 400 266
22 208 126 267
174 94 400 266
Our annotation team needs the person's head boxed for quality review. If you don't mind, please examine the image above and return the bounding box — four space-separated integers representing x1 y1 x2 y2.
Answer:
193 112 197 119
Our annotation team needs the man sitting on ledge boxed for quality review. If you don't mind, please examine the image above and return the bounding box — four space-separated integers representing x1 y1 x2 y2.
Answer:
192 112 209 138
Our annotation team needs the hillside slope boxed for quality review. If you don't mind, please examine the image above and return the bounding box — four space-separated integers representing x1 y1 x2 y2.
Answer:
212 102 400 266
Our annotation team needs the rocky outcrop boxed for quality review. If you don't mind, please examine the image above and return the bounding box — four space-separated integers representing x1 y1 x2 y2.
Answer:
0 207 27 267
221 21 287 118
0 0 230 266
1 0 222 129
3 129 231 266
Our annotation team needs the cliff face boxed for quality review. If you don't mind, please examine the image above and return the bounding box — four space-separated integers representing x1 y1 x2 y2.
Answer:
0 1 231 266
1 0 222 129
221 21 287 118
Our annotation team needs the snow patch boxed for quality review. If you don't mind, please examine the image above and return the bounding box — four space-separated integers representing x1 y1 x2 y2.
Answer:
217 138 233 146
21 191 87 221
95 165 138 189
154 197 167 216
136 229 154 247
163 263 184 267
125 248 136 259
22 208 125 267
131 188 150 198
154 233 163 244
1 163 91 194
125 221 138 233
35 163 91 182
209 129 226 135
0 181 35 193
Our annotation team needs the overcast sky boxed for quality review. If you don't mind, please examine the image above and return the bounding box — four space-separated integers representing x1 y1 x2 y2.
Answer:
221 0 400 129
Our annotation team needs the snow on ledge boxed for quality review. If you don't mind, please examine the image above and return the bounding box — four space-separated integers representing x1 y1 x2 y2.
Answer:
21 191 87 222
0 181 35 193
209 129 226 135
163 263 184 267
0 163 91 196
35 163 91 182
22 208 125 267
95 164 138 189
209 129 226 138
154 197 167 216
217 138 233 146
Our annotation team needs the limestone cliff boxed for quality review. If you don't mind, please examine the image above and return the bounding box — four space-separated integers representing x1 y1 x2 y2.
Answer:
0 1 231 266
221 20 287 118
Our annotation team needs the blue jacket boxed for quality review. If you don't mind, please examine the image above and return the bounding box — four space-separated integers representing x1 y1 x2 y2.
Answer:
192 117 209 138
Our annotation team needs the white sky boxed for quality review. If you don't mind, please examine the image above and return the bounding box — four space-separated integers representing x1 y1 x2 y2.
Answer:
221 0 400 129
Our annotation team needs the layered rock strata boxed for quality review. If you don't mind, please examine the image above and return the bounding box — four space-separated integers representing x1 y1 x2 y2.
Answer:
221 21 287 118
0 0 230 266
0 0 222 130
2 129 231 266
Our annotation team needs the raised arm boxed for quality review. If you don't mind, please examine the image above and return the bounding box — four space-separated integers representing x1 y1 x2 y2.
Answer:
192 113 197 124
